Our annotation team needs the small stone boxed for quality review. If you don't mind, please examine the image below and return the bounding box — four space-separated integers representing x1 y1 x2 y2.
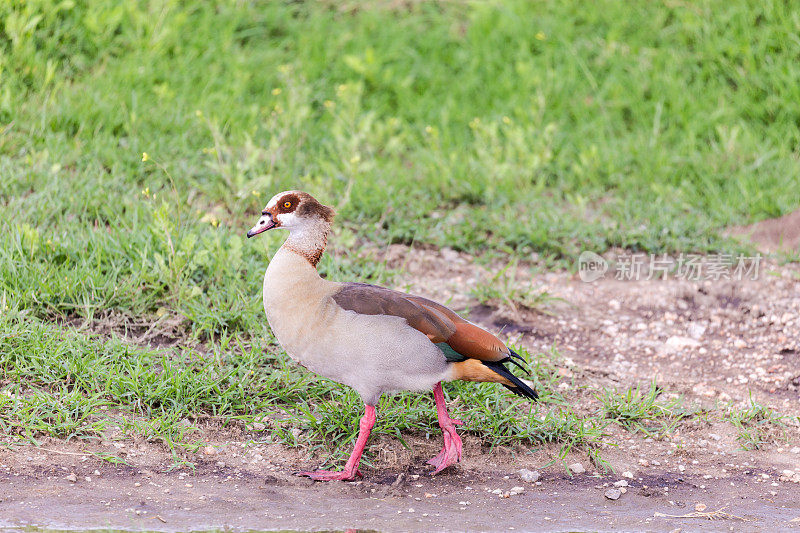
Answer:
687 323 706 339
791 447 800 454
613 480 628 487
491 489 503 495
604 488 621 500
622 471 634 479
441 248 460 262
695 503 707 512
509 486 525 495
203 446 216 456
250 422 266 431
569 463 585 474
66 473 77 483
518 469 540 483
665 336 701 350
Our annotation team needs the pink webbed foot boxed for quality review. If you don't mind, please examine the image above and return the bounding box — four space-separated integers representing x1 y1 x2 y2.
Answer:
427 420 463 474
428 382 464 475
296 404 376 482
296 468 361 481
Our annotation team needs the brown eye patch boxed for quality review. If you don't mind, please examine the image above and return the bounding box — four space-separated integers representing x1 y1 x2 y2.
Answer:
276 193 300 213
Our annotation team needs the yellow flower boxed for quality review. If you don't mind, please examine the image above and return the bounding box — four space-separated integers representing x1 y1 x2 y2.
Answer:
502 116 512 124
201 213 219 227
350 154 361 164
141 152 149 162
272 88 282 95
252 190 260 197
323 100 334 109
195 110 203 118
535 32 546 41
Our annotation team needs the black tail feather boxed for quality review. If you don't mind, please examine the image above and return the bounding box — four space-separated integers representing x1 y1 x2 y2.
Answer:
508 348 525 362
506 356 530 375
483 360 538 402
506 348 530 374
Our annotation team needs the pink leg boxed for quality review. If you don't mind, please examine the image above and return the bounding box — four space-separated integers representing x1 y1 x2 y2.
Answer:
296 404 376 481
427 382 463 474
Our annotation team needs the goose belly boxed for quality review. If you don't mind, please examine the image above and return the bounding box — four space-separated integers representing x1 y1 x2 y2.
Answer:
270 297 452 403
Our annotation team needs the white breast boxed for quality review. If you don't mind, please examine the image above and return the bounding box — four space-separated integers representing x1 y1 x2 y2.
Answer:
262 248 452 404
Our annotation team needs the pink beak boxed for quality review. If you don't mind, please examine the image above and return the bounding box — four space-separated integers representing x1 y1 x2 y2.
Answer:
246 214 277 238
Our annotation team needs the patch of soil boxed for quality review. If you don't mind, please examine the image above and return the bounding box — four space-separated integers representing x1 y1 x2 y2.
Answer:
727 208 800 253
386 244 800 413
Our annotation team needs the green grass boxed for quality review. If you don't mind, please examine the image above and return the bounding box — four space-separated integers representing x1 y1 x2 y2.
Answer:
722 394 796 450
470 260 562 314
0 311 608 467
597 380 698 438
4 0 799 331
2 0 800 468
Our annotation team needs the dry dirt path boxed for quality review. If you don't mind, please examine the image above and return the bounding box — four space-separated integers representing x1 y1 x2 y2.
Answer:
2 451 799 532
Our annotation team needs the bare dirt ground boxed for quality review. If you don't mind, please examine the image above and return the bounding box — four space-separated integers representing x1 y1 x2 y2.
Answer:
2 239 800 532
727 208 800 254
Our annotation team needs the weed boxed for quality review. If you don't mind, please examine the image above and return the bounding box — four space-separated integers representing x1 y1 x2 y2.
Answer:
597 380 692 438
470 261 562 315
723 394 790 450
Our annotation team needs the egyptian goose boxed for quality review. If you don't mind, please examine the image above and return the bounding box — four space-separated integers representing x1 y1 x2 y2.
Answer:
247 191 537 481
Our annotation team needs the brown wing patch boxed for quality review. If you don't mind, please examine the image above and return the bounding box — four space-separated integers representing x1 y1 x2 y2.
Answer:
446 320 508 362
407 295 508 362
333 284 510 362
332 283 456 342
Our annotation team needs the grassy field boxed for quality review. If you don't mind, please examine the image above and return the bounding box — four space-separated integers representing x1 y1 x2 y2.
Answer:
2 1 799 467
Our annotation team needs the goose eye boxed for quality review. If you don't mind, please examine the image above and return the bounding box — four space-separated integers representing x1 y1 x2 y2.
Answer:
283 201 291 209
